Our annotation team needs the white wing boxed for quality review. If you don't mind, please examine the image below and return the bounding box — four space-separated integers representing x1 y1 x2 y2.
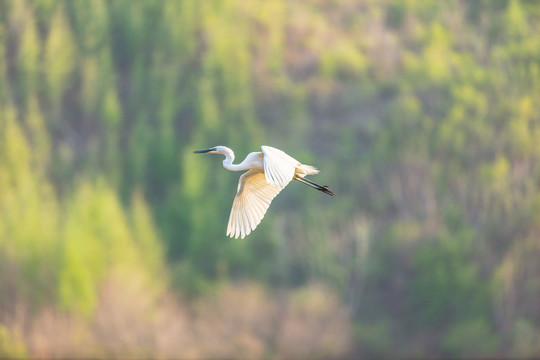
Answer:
227 169 283 239
261 146 299 188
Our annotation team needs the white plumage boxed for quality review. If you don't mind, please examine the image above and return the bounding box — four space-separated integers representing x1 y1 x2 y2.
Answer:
261 146 298 188
193 145 334 239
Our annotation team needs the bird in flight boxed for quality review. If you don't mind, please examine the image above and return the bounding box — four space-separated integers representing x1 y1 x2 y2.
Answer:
193 145 335 239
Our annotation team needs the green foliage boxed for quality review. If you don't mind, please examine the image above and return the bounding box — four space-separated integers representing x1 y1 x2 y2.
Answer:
0 103 60 305
1 0 540 357
16 4 40 102
511 319 540 356
44 5 75 109
0 326 27 359
411 224 488 326
59 181 163 317
442 318 499 356
353 319 393 357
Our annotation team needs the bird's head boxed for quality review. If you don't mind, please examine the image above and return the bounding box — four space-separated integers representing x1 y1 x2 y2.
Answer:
193 146 232 156
193 146 218 154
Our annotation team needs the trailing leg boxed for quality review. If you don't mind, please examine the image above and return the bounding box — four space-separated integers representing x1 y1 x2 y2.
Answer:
293 175 335 196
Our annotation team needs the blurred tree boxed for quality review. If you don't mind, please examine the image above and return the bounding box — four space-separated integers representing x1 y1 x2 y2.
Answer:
58 181 163 317
44 4 75 111
0 0 540 357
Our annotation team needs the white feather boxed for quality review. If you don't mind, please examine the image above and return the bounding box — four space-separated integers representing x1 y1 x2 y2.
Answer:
261 146 299 188
226 170 283 239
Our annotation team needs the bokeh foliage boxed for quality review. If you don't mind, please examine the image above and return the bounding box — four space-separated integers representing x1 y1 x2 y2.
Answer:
0 0 540 357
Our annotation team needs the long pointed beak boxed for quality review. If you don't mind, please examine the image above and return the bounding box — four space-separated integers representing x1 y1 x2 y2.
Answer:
193 147 216 154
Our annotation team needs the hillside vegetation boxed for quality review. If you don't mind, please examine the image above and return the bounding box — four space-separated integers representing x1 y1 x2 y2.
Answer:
1 0 540 358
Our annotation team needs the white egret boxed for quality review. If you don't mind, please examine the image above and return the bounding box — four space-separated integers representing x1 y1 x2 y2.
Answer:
193 145 335 239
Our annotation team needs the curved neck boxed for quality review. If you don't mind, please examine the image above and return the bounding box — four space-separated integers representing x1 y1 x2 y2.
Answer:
221 150 250 171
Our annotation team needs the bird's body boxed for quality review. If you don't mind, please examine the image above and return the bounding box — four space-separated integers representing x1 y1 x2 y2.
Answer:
194 145 335 239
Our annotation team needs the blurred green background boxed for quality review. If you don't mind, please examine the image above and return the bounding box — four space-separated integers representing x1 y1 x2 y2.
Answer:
1 0 539 358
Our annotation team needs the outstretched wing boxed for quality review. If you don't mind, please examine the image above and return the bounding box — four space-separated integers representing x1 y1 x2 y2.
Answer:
261 146 299 188
227 169 283 239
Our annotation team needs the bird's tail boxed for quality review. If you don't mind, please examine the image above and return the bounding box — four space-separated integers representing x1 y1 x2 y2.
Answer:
298 164 319 175
293 175 335 196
